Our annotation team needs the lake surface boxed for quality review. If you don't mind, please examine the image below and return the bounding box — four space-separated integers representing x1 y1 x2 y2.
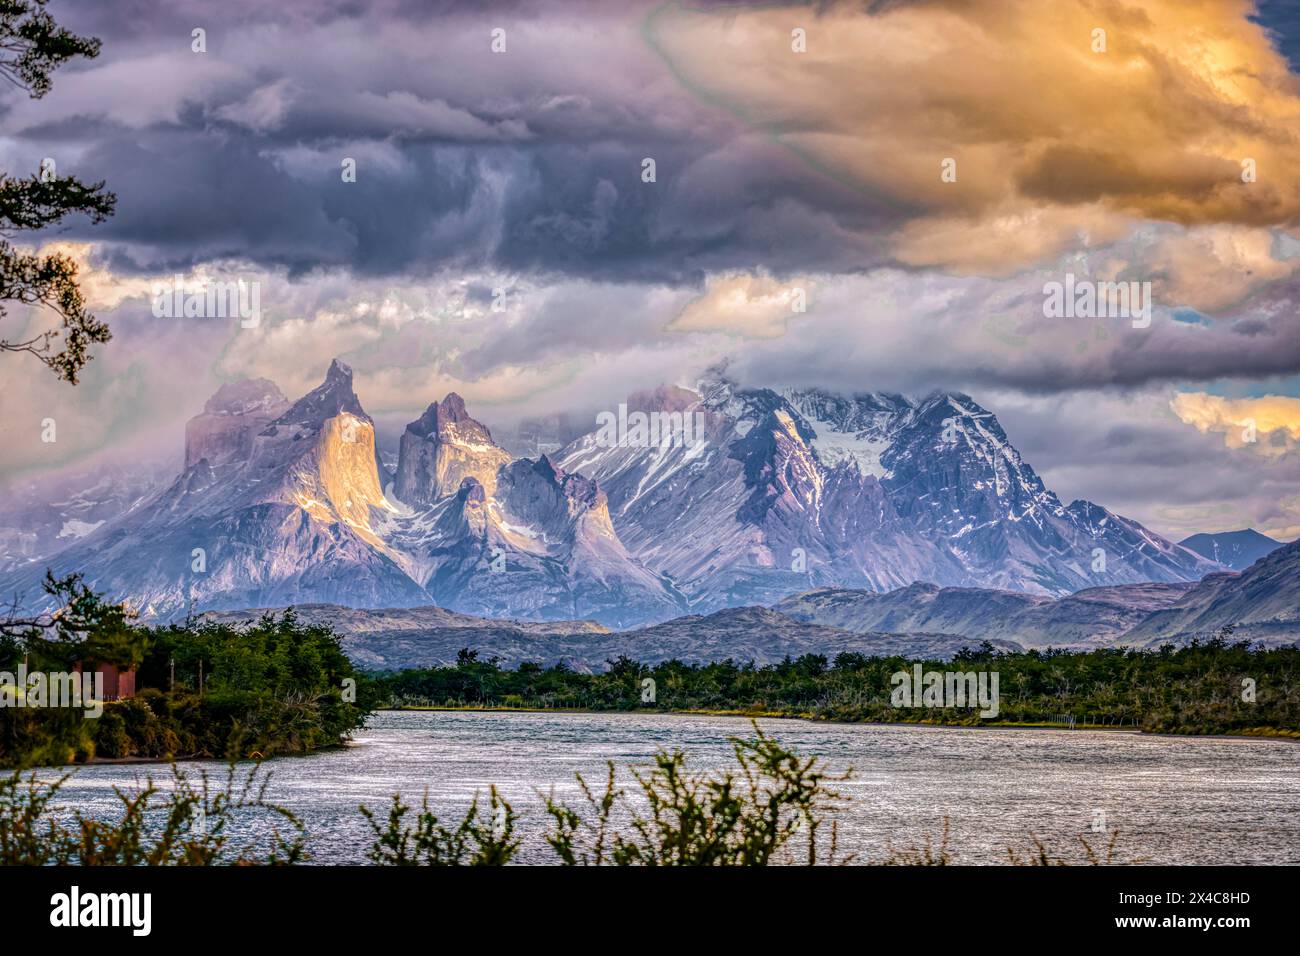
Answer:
41 711 1300 864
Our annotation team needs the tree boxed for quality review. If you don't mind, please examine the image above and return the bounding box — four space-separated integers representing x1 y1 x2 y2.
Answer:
0 0 115 384
0 571 140 670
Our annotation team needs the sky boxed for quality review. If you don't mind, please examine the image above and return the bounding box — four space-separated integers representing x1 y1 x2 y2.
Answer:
2 0 1300 541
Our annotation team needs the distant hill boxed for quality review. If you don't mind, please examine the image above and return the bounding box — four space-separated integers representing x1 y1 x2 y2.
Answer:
609 606 1021 665
200 604 609 670
202 541 1300 672
201 603 1019 671
1178 529 1286 571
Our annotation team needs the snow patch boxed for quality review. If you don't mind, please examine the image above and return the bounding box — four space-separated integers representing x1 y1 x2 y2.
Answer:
57 519 104 539
796 410 892 478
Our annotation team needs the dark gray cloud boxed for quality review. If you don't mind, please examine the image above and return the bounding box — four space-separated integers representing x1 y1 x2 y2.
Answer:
7 0 896 283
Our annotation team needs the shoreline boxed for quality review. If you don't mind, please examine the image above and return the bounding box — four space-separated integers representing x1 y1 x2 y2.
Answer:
378 704 1300 740
46 742 354 770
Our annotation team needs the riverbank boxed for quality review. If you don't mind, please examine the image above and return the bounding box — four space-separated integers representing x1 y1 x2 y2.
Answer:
1 610 370 771
382 704 1300 739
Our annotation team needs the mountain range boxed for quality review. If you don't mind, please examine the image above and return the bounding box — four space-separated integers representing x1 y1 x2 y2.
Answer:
200 531 1300 670
1121 536 1300 648
783 536 1300 653
555 379 1219 611
204 533 1300 669
0 358 1248 636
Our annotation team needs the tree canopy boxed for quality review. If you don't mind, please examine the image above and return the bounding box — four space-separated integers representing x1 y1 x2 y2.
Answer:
0 0 115 384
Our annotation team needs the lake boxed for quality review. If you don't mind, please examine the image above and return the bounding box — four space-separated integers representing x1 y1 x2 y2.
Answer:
40 711 1300 864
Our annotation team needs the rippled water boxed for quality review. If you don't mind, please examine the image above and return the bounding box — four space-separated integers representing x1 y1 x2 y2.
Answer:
42 711 1300 864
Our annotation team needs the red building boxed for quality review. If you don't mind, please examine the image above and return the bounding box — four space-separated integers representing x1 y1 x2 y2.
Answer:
73 662 137 701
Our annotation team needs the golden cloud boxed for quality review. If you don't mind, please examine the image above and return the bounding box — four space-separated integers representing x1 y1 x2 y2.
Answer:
668 272 811 338
23 242 157 311
1149 225 1298 312
1171 391 1300 452
647 0 1300 276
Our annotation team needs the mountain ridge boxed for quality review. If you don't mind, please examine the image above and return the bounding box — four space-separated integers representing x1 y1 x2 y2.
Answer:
201 602 1022 671
1178 529 1286 571
557 373 1219 612
774 580 1200 650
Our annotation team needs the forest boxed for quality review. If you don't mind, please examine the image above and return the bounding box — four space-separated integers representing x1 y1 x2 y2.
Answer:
368 637 1299 737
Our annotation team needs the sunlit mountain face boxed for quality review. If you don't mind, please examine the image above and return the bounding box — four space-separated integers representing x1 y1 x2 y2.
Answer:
2 0 1299 625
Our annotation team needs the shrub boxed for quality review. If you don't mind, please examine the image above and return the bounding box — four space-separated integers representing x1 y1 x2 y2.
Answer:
543 723 851 865
360 787 519 866
0 762 306 865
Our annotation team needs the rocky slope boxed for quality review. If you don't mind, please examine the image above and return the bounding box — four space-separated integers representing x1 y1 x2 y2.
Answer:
0 361 425 616
1121 538 1300 648
0 459 173 572
385 451 686 628
774 581 1197 650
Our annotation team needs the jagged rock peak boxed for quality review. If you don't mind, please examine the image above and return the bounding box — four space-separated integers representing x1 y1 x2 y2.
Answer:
203 378 287 416
530 454 601 506
625 384 701 414
533 453 562 481
276 358 368 427
393 393 511 507
407 392 495 444
186 378 291 470
457 475 487 504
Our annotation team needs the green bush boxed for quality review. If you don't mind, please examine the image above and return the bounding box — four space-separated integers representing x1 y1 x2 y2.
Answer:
361 788 519 866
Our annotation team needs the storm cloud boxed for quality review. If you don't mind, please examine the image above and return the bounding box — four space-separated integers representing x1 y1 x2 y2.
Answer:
2 0 1300 542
